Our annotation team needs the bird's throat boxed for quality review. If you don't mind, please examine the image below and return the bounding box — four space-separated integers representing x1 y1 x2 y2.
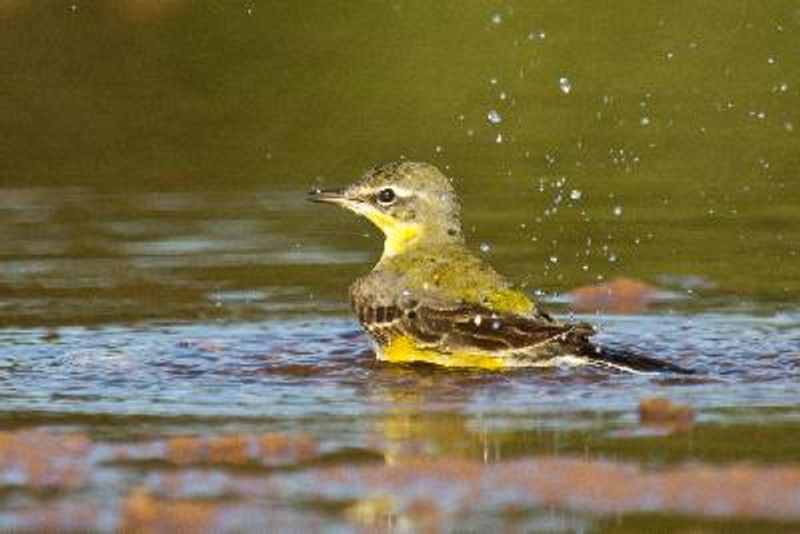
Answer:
381 221 422 258
347 204 424 259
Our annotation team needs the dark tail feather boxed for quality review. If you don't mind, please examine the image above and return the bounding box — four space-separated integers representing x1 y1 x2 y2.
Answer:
586 344 694 374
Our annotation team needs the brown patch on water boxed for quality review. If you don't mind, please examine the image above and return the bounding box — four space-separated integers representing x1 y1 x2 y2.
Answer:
639 397 695 433
298 456 800 524
569 277 662 313
1 429 799 530
121 488 217 533
0 430 90 491
112 432 319 468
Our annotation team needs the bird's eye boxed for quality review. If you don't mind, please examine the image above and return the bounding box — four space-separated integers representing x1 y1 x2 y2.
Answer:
376 188 396 205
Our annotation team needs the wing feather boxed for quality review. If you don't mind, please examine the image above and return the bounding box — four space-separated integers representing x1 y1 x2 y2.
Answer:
354 296 591 353
410 302 592 352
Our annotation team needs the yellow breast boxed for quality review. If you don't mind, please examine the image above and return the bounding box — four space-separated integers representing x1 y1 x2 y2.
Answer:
380 336 506 370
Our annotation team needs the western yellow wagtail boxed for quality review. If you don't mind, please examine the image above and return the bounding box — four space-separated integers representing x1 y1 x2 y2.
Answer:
310 161 689 373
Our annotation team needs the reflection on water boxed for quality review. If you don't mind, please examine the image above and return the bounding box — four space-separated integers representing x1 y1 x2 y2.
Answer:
3 425 799 532
0 312 799 530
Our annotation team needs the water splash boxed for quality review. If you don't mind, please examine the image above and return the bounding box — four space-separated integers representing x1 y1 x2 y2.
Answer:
486 110 502 124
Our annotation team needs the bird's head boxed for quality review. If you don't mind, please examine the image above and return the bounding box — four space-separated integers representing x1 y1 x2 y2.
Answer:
309 161 463 257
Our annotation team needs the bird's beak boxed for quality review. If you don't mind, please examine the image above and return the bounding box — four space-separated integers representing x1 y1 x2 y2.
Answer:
307 187 348 205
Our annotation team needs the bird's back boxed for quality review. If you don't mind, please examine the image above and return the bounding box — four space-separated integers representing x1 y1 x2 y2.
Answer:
374 242 537 314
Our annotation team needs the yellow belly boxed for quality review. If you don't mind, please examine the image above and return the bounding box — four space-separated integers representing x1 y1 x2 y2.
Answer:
380 336 507 370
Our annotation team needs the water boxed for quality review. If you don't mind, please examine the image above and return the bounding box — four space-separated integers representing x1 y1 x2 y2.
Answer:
0 187 798 530
1 1 799 531
3 313 800 420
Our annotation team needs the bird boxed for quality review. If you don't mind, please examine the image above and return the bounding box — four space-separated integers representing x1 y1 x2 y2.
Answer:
309 161 690 373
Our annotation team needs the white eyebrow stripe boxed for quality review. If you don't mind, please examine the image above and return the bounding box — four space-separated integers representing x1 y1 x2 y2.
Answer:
384 186 414 197
391 187 441 204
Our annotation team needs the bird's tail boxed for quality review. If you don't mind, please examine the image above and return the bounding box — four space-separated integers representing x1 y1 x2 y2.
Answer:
584 344 693 374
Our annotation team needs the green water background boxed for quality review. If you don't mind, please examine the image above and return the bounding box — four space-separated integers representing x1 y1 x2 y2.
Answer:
0 0 797 321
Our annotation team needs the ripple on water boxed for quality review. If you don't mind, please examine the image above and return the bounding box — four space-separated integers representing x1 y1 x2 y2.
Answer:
0 312 798 424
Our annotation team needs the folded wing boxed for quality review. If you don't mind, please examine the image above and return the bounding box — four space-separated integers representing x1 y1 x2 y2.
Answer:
355 295 592 353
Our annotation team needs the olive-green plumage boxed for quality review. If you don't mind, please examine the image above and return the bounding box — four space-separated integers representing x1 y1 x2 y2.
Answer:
309 161 690 373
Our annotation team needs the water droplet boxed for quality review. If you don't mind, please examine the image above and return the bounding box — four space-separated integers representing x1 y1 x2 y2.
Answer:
435 145 443 153
559 77 572 94
473 315 483 326
480 242 491 253
491 319 502 330
570 189 582 200
491 13 502 24
495 133 504 144
767 57 776 65
608 254 618 263
640 116 651 127
487 110 503 124
613 206 623 216
549 255 558 263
